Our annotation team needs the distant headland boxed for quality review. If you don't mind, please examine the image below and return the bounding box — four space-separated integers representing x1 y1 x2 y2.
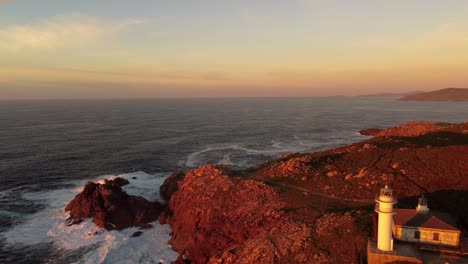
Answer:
399 88 468 101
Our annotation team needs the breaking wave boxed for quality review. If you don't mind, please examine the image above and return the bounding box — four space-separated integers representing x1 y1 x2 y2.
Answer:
184 138 349 168
1 172 178 264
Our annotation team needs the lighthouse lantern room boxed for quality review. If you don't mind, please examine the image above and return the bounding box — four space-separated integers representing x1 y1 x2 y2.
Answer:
374 185 397 252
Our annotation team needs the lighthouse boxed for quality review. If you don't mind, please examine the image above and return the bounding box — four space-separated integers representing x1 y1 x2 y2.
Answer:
416 195 429 213
375 185 397 251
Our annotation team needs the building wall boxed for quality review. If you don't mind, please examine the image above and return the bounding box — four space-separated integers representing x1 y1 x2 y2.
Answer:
393 226 460 247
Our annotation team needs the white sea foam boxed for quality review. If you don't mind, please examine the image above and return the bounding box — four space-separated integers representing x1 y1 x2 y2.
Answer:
185 145 241 167
185 141 332 167
1 172 178 264
218 154 234 165
354 132 373 137
270 140 283 149
185 143 300 167
98 172 166 203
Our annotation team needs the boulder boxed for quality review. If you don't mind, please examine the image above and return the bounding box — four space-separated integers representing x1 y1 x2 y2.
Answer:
65 177 163 230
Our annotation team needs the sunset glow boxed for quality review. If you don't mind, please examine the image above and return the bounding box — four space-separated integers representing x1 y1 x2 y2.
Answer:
1 0 468 99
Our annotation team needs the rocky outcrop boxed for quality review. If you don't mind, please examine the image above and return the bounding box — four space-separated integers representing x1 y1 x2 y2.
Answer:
65 177 163 230
312 211 371 264
208 212 370 264
166 165 373 264
399 88 468 101
162 122 467 263
167 165 287 263
359 122 468 137
375 122 468 137
65 122 467 263
208 222 322 264
252 122 468 200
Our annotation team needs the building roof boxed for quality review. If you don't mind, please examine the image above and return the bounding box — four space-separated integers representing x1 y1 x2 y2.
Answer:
393 209 459 231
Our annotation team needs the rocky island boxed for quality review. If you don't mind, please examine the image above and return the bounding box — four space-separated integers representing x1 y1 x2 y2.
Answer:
66 121 468 263
399 88 468 101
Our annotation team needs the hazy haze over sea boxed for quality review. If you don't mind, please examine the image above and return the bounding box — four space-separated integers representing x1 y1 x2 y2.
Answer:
0 97 467 263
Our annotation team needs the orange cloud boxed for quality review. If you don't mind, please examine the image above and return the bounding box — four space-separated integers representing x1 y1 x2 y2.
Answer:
3 62 467 99
0 14 149 51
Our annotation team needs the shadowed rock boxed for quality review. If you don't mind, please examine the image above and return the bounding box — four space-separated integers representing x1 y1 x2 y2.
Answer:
359 128 382 136
65 177 164 230
160 172 185 201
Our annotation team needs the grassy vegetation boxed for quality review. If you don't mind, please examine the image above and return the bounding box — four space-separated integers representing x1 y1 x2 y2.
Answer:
400 131 468 147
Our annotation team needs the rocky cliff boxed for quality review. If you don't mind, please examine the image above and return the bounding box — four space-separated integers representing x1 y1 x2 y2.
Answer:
166 165 371 264
66 121 468 263
162 121 468 263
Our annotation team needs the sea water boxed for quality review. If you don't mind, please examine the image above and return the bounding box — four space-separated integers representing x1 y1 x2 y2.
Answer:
0 97 467 263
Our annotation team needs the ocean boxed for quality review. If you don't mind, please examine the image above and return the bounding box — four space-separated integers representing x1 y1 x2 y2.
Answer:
0 97 467 263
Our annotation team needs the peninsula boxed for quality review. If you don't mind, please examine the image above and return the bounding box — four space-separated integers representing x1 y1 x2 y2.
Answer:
66 121 468 263
399 88 468 101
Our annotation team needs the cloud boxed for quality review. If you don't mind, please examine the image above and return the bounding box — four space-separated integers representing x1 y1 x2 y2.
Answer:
354 20 468 54
0 14 149 51
0 65 233 91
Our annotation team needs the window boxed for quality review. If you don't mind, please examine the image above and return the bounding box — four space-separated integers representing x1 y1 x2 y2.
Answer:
414 231 420 239
433 233 439 241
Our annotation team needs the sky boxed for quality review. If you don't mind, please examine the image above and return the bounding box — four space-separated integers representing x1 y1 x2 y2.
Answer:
1 0 468 99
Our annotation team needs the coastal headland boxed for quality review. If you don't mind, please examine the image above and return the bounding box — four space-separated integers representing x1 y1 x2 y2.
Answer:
66 121 468 263
399 88 468 101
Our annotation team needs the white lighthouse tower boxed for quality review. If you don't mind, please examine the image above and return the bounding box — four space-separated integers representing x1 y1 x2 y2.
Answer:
375 185 397 251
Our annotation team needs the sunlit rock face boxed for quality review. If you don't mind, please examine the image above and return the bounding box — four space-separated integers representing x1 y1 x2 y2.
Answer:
163 122 467 263
164 165 372 264
64 122 467 263
166 165 287 263
375 122 468 137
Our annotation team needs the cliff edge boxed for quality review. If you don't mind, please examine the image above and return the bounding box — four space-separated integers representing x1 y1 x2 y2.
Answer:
65 121 468 263
162 121 468 263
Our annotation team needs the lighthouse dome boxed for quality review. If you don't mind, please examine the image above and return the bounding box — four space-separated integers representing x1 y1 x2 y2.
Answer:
418 195 427 206
416 195 430 213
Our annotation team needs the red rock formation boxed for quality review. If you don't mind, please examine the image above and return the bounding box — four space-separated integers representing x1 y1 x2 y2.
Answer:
165 164 375 263
167 165 287 263
375 122 468 137
64 122 467 263
65 177 163 230
163 122 467 263
253 122 468 196
208 222 323 264
312 211 371 263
